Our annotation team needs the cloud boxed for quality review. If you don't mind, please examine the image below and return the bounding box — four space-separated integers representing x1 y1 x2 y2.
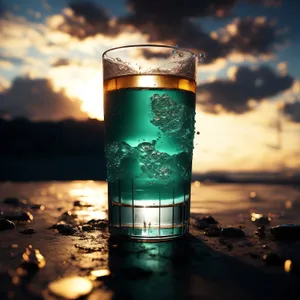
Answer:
0 59 13 70
197 65 294 114
283 101 300 123
48 1 285 64
48 2 121 40
0 77 88 121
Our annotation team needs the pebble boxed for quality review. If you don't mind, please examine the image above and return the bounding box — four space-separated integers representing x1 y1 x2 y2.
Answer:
30 204 45 210
87 219 108 229
204 227 221 237
196 216 219 229
251 213 270 226
22 245 46 270
48 276 93 299
82 224 94 231
19 228 36 235
4 212 33 222
0 218 16 231
263 252 282 266
56 223 77 235
220 227 245 238
270 224 300 240
3 197 27 206
73 200 92 208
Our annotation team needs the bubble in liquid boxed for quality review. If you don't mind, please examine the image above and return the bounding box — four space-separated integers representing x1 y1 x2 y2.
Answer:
179 53 183 57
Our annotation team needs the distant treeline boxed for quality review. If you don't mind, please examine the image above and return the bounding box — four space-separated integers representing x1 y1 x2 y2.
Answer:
0 117 105 158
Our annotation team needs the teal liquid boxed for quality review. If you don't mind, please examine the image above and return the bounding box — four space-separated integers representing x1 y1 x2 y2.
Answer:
104 88 196 238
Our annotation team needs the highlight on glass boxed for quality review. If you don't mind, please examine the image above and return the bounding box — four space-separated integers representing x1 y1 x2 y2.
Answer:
102 44 197 241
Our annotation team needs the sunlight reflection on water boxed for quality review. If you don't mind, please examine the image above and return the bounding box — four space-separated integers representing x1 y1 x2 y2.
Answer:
0 181 300 223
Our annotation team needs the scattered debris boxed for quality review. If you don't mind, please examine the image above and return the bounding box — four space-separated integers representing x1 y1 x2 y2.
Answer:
3 197 27 206
251 213 271 226
22 245 46 270
4 212 33 222
48 276 93 299
73 200 92 208
263 252 282 266
56 223 77 235
82 224 94 231
30 204 45 211
204 227 221 237
19 228 36 235
270 224 300 240
220 227 245 238
59 211 78 224
195 216 219 229
87 219 108 229
0 218 16 231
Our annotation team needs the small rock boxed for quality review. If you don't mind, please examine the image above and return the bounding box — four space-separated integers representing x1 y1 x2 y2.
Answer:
22 245 46 270
48 276 93 299
82 225 94 231
220 227 245 238
4 212 33 222
263 252 282 266
48 221 66 229
270 224 300 240
59 211 78 223
0 218 16 231
73 200 92 208
56 224 77 235
19 228 36 235
204 227 221 237
87 219 108 229
195 216 219 229
30 204 45 210
3 197 27 206
251 213 270 226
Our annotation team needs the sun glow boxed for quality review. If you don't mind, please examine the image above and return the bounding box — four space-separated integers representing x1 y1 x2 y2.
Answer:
49 65 104 120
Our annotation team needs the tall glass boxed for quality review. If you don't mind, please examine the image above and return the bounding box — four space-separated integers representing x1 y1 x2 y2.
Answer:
102 44 197 241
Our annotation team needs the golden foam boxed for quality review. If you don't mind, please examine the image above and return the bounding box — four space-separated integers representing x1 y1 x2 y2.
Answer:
104 74 196 93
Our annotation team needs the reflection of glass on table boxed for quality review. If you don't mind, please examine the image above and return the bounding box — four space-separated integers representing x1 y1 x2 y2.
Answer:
102 44 197 241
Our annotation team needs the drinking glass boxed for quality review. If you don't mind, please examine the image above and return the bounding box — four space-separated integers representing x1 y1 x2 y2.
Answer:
102 44 197 241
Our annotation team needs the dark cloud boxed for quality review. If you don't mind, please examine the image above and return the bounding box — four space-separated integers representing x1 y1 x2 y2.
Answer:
53 1 120 39
222 17 286 55
51 58 71 67
197 65 294 114
0 77 88 121
283 101 300 123
52 0 285 63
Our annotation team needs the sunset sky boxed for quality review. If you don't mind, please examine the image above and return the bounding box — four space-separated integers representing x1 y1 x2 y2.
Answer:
0 0 300 174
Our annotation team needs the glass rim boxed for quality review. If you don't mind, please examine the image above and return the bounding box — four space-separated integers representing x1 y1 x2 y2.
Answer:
102 43 196 58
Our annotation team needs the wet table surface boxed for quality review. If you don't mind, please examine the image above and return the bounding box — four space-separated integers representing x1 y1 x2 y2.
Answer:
1 181 300 300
